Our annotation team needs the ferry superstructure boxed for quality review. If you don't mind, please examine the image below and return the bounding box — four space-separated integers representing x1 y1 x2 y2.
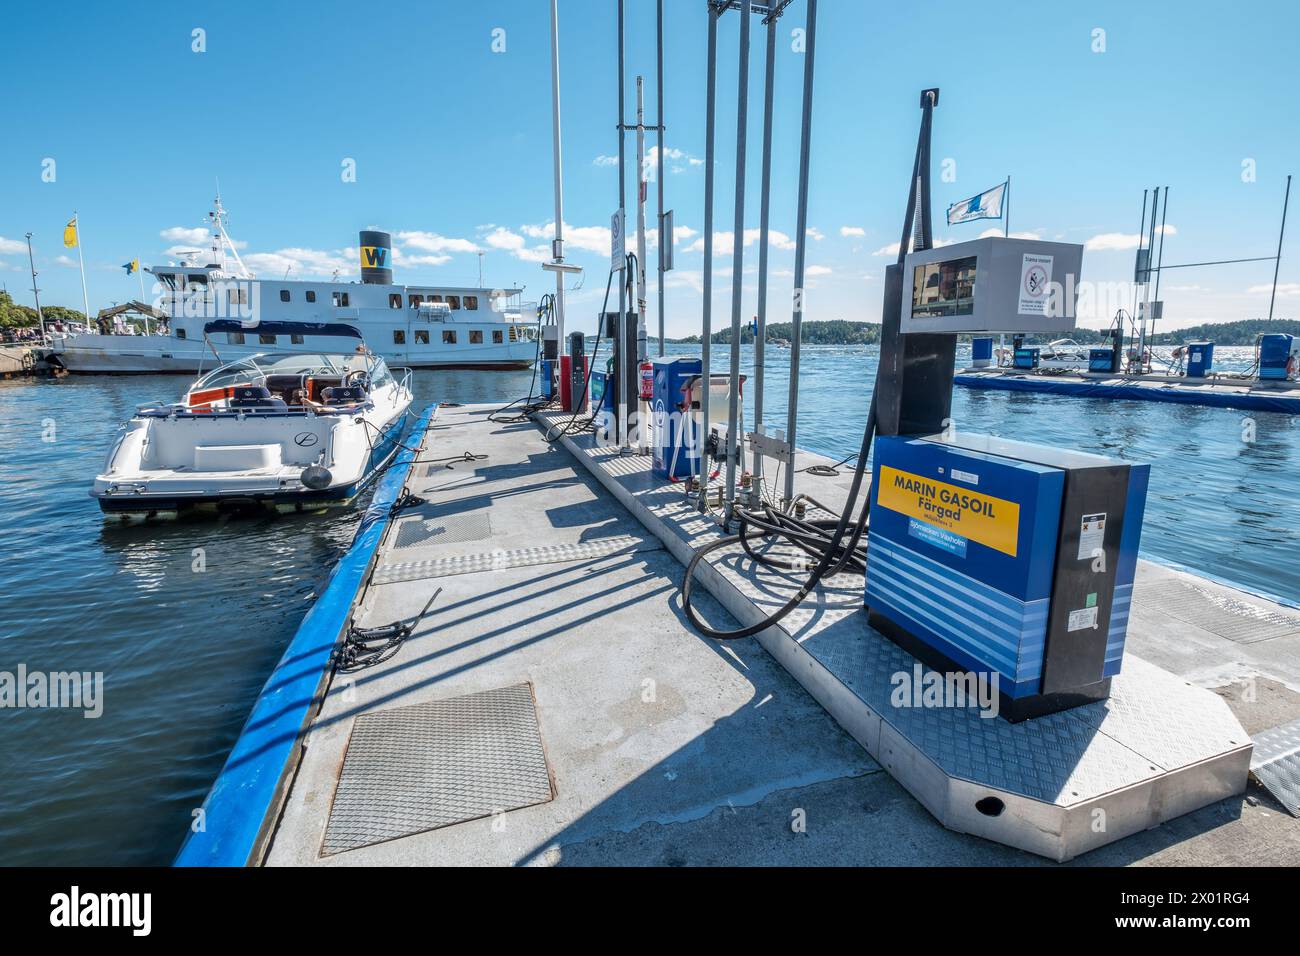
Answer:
47 203 537 374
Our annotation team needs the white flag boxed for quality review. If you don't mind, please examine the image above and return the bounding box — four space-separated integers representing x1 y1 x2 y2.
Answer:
947 182 1006 225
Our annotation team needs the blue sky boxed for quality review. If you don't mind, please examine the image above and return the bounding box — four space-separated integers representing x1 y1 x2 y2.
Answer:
1 0 1296 335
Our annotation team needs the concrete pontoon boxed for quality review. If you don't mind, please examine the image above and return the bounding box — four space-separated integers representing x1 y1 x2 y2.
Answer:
178 404 1300 866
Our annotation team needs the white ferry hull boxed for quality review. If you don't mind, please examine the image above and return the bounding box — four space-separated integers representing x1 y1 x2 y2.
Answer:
49 334 534 374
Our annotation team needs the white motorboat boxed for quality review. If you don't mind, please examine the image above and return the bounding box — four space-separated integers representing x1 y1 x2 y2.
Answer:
1037 338 1091 369
91 323 412 519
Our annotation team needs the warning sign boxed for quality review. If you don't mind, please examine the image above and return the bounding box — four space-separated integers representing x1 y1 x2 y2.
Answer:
877 465 1021 557
1018 253 1053 315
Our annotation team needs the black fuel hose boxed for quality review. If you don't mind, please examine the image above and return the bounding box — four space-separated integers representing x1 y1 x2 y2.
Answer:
680 387 879 640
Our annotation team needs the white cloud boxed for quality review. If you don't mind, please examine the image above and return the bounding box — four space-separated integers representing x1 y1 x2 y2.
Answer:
643 146 703 180
160 226 210 246
806 265 833 277
684 228 795 255
484 227 526 252
592 155 619 167
243 247 355 278
522 221 611 256
839 226 866 238
672 225 698 244
871 238 954 257
807 227 825 241
1084 225 1176 252
1248 282 1300 296
395 230 480 254
393 249 451 267
0 236 26 255
977 228 1042 240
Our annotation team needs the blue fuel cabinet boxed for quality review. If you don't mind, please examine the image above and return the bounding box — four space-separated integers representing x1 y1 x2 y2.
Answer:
866 433 1149 721
1186 341 1214 378
650 357 702 481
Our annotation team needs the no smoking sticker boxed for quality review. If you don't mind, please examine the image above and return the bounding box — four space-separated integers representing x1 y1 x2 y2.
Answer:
1018 253 1054 315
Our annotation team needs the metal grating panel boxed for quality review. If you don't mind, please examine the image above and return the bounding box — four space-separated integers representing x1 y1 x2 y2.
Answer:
1251 717 1300 816
373 535 658 584
323 683 554 855
1135 579 1300 644
393 511 492 550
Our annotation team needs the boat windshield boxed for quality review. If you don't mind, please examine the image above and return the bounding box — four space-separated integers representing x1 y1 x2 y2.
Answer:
191 350 378 391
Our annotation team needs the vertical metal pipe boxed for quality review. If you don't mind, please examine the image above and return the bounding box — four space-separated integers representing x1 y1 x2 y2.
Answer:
698 4 718 509
616 0 629 449
25 233 45 343
782 0 818 506
751 10 777 506
548 0 566 342
723 0 752 518
1268 174 1292 322
656 0 666 357
1153 185 1169 335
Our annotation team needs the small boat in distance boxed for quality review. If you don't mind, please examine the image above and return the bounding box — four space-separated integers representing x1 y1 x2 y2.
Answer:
91 323 412 519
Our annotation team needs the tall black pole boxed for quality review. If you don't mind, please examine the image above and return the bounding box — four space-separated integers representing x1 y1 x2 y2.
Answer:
698 3 718 510
656 0 665 357
782 0 818 505
751 10 777 507
722 0 752 520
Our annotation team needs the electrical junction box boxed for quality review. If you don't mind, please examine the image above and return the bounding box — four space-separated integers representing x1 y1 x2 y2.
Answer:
1258 333 1296 381
1186 341 1214 378
902 237 1084 335
865 433 1149 722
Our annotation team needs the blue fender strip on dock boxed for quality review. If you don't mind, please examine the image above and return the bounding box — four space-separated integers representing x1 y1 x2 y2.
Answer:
955 373 1300 415
174 403 437 867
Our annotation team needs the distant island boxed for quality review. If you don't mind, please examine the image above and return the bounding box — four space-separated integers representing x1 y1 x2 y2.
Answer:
666 317 1299 348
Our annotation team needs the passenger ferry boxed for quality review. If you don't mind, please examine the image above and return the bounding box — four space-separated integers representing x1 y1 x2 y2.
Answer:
48 200 538 374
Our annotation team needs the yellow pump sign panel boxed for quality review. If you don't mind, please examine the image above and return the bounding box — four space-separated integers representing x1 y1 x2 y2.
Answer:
876 466 1021 557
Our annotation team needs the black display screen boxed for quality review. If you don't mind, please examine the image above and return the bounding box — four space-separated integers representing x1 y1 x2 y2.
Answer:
912 255 977 319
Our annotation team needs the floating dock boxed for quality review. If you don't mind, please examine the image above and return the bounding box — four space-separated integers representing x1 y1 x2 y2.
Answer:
957 367 1300 415
177 404 1300 866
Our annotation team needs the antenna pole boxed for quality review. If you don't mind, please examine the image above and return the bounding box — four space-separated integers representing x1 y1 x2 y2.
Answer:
1268 174 1292 322
26 233 45 343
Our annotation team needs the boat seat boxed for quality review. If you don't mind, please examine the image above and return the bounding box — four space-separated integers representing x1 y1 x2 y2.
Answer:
321 385 366 406
230 386 288 411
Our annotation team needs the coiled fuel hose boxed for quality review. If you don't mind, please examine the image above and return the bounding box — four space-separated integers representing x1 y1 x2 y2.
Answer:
679 386 879 640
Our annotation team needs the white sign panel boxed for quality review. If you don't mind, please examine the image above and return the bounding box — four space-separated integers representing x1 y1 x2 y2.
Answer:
1017 253 1053 316
611 210 626 272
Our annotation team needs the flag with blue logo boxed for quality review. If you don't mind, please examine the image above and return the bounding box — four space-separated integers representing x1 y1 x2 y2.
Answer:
947 181 1007 225
122 258 139 275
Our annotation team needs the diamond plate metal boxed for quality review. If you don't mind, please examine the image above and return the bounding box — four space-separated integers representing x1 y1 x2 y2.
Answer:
1135 579 1300 643
373 535 658 584
393 511 492 550
1250 717 1300 816
323 683 554 855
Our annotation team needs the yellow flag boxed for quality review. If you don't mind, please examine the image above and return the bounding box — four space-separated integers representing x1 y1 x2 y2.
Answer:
63 217 78 249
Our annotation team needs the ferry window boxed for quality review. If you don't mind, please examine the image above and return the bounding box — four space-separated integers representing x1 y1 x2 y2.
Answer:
227 287 248 306
332 291 350 307
279 290 291 302
431 295 444 303
446 295 461 310
187 274 208 287
464 295 479 310
409 294 422 308
469 330 483 344
291 333 304 345
389 293 402 309
259 333 276 345
442 330 457 344
227 332 245 345
415 330 429 345
306 290 316 303
393 330 406 344
175 328 187 340
492 329 503 344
